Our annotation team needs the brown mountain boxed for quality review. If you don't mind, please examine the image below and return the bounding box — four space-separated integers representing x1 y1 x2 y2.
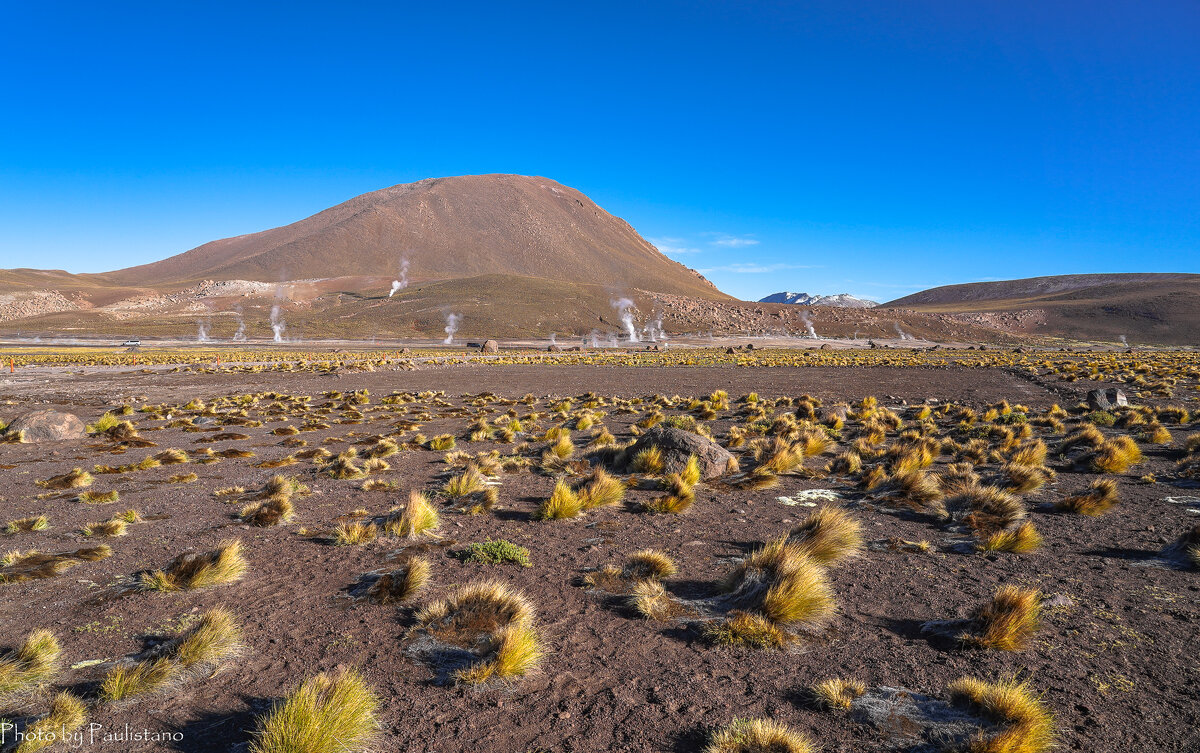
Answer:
104 174 726 299
884 273 1200 345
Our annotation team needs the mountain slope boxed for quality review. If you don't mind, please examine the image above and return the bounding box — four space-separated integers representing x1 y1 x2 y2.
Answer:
884 273 1200 344
103 174 727 299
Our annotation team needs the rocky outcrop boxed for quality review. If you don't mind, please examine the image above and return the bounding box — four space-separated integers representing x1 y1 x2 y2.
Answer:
624 426 733 481
5 409 86 442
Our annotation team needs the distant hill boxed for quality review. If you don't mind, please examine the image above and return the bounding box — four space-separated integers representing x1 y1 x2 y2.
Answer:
102 174 727 300
884 273 1200 345
759 292 878 308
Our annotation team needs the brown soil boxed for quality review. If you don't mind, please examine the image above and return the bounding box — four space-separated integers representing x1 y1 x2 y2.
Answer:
0 362 1197 752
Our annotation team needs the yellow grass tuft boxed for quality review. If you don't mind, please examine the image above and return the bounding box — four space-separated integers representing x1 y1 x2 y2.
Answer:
139 540 248 591
577 468 626 509
788 507 862 565
5 516 50 534
624 549 677 580
14 691 86 753
454 623 544 685
1055 479 1118 516
811 677 867 710
367 557 430 604
703 610 789 648
631 446 665 474
627 579 679 620
1087 436 1143 474
383 491 439 537
947 676 1054 753
704 718 814 753
332 521 377 546
78 490 119 504
724 538 835 630
35 468 94 490
980 522 1042 554
959 586 1041 651
0 629 60 696
249 668 380 753
536 479 583 520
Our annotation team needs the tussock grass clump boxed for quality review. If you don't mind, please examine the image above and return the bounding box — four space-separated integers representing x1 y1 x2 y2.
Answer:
536 479 583 520
332 521 377 546
78 490 119 504
1000 463 1054 494
723 538 834 630
101 607 243 702
703 610 789 648
454 623 543 685
444 466 486 498
1055 479 1118 516
1 546 112 585
82 519 128 537
811 677 867 710
427 433 457 451
980 522 1042 554
367 557 430 604
168 472 199 484
240 497 294 527
704 718 814 753
788 507 862 566
1163 524 1200 567
151 448 189 465
827 450 862 475
35 468 94 490
383 491 439 538
627 579 680 620
631 446 665 474
249 668 380 753
462 540 531 567
578 468 626 509
624 549 677 580
139 540 247 591
948 484 1027 536
947 676 1054 753
326 449 367 480
5 516 50 534
1085 435 1143 474
0 629 60 696
1058 424 1105 454
13 691 86 753
959 586 1041 651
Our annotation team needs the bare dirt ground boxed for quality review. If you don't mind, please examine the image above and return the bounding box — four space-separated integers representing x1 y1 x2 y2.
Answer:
0 359 1197 752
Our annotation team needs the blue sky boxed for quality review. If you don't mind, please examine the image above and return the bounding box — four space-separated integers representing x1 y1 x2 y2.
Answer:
1 1 1196 302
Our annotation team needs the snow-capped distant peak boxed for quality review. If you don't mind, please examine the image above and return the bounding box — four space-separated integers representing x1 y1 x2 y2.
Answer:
758 291 878 308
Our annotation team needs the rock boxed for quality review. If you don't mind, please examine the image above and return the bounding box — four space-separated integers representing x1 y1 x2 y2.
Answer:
6 409 85 442
480 339 499 353
820 343 831 349
725 347 736 354
820 405 849 423
547 345 562 352
624 426 733 481
1087 388 1127 411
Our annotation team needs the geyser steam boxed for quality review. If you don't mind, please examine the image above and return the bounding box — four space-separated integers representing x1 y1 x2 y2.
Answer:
611 298 639 343
389 259 410 298
893 322 911 341
443 312 462 344
196 320 210 343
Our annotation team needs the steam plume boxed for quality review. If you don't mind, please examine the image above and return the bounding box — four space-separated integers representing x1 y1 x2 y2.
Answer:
893 322 911 341
443 312 462 344
611 298 639 343
196 320 210 343
1119 334 1128 347
799 311 818 339
389 259 410 297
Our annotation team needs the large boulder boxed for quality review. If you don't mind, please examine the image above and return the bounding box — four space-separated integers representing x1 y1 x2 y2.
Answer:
6 409 85 442
480 339 499 353
625 426 733 481
1087 388 1128 411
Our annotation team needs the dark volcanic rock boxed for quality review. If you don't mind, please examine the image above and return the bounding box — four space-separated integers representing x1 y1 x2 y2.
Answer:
625 426 733 480
6 409 85 442
1087 388 1128 411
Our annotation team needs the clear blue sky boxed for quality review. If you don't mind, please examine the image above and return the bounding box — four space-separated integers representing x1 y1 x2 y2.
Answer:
1 1 1196 302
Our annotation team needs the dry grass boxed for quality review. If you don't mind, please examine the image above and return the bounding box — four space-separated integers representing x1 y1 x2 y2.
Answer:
367 557 431 604
81 519 128 537
577 468 626 509
240 496 295 527
444 466 486 498
0 629 60 696
332 521 378 546
5 516 50 534
704 718 814 753
788 507 862 565
627 579 680 620
703 610 790 648
536 479 583 520
980 522 1042 554
1 546 112 585
624 549 677 580
78 490 119 504
1001 463 1054 494
1055 479 1119 516
139 540 248 591
35 468 94 490
947 676 1054 753
382 491 439 537
1086 436 1143 474
723 538 834 630
13 691 86 753
959 586 1041 651
454 622 544 684
811 677 867 710
249 668 380 753
631 446 665 474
